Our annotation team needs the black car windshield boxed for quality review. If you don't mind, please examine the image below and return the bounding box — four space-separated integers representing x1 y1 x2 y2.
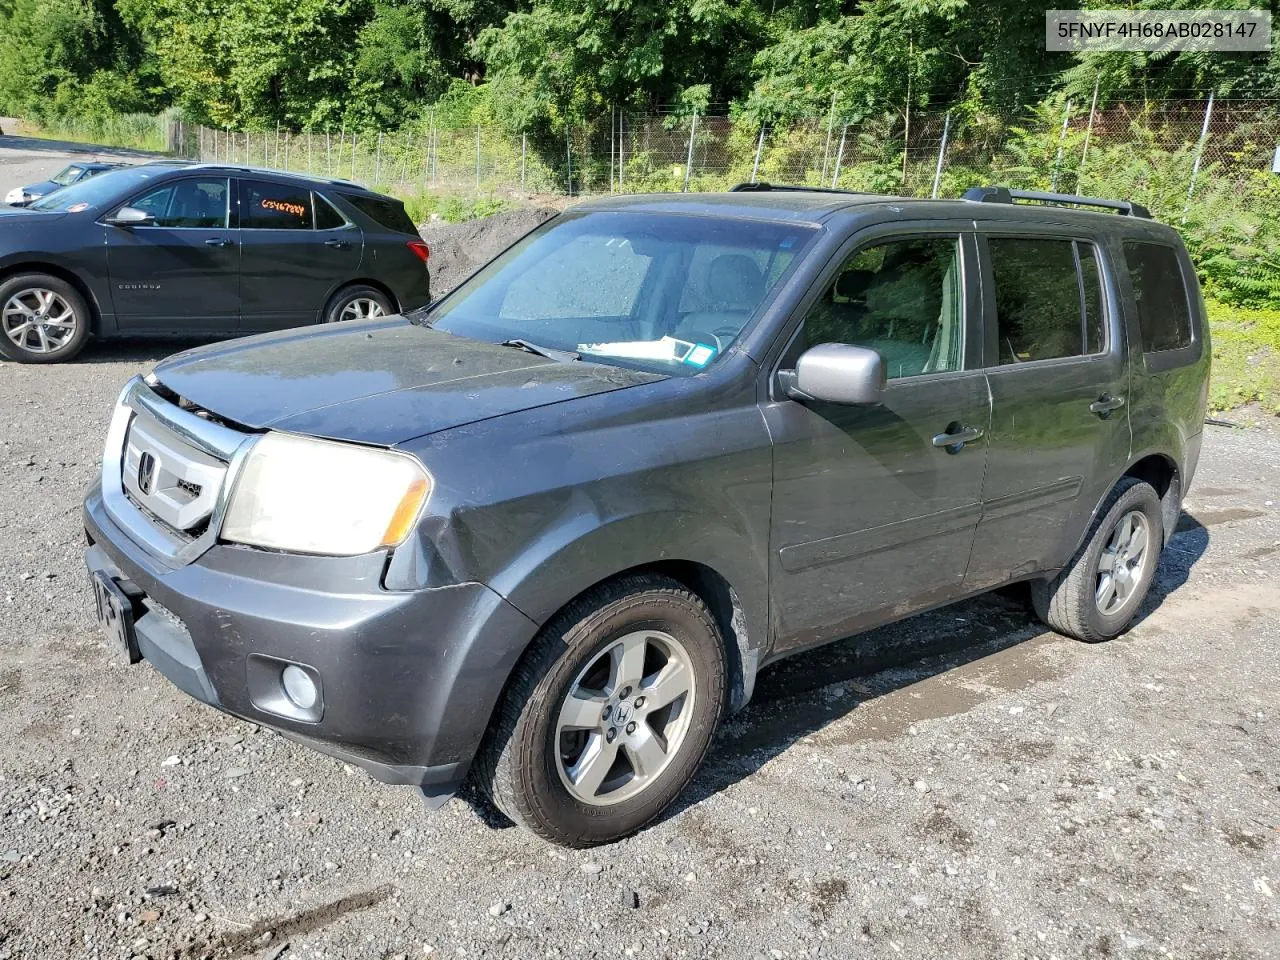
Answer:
51 165 85 186
425 210 818 376
28 167 171 212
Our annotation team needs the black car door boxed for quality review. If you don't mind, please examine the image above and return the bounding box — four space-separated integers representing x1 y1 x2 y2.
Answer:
763 225 990 653
104 177 239 333
236 179 364 331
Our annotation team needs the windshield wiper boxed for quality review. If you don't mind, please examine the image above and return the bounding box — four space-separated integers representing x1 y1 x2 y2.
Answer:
500 338 580 363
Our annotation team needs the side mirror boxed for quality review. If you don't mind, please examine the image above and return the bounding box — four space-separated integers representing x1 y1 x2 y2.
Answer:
106 206 155 227
779 343 886 406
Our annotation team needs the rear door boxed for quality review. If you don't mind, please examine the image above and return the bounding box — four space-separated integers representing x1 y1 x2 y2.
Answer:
764 225 990 653
104 176 239 333
237 178 363 331
963 226 1132 592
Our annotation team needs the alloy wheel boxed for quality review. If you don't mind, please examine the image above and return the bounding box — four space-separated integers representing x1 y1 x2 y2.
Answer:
2 288 77 354
336 297 387 322
554 630 696 806
1095 509 1151 615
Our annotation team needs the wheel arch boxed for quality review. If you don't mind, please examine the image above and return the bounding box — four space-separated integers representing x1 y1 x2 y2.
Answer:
0 261 104 334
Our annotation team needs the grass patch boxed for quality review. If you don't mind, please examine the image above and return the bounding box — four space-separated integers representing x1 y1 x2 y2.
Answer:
30 113 171 153
1207 299 1280 414
401 192 512 225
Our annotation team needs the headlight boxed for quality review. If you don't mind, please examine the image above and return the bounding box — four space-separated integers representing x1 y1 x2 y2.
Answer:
222 432 430 556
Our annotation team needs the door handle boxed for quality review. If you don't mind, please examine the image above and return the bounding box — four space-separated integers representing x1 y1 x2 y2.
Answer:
1089 394 1126 417
324 238 350 249
204 237 233 248
932 424 984 451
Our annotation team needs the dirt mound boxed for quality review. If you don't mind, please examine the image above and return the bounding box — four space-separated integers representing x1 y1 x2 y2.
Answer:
419 207 558 295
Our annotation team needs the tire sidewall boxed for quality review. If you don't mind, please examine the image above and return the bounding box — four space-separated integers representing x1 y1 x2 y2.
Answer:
324 285 393 324
1082 481 1163 637
516 593 726 845
0 274 90 363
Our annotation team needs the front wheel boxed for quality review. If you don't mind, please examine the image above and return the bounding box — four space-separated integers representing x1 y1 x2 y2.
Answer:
0 273 91 363
1032 477 1163 643
323 284 395 324
473 575 727 847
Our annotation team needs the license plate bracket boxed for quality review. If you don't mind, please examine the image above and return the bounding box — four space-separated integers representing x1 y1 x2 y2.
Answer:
91 570 140 664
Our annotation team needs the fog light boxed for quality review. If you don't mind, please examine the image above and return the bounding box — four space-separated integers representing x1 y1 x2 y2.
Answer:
281 664 318 710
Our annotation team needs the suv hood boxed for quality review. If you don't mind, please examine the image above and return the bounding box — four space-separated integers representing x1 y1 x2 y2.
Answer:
152 319 664 446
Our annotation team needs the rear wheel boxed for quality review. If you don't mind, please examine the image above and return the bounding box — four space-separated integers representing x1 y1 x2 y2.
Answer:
0 273 90 363
473 575 726 847
323 284 395 324
1032 477 1163 643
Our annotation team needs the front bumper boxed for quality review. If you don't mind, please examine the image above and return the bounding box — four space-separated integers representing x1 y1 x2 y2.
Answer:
84 482 537 804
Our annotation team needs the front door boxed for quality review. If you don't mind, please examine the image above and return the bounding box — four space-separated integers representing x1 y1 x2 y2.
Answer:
963 228 1132 592
764 229 990 653
105 176 239 333
236 179 364 331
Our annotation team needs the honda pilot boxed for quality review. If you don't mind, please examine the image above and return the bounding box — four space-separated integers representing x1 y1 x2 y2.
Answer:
83 184 1209 846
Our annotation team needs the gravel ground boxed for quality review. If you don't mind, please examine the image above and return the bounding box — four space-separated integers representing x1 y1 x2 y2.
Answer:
2 135 1279 960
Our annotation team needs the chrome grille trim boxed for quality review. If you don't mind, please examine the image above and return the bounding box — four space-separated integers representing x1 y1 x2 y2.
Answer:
101 376 259 568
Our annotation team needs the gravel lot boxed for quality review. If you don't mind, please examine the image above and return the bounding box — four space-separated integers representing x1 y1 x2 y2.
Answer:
2 135 1279 960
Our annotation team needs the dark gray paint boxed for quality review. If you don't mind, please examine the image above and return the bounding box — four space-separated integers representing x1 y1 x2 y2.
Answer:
84 190 1210 800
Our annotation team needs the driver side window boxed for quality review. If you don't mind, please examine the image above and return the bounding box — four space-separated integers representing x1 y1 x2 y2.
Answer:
802 236 964 379
128 179 229 229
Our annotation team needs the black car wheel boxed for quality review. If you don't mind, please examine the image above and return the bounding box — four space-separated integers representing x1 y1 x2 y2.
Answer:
323 285 395 324
1031 477 1164 643
0 273 90 363
473 574 727 847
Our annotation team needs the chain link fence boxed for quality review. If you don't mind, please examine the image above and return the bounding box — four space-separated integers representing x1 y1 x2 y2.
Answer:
172 96 1280 205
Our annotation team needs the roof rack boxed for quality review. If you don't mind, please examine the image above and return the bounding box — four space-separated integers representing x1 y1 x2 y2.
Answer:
964 186 1151 219
729 182 877 197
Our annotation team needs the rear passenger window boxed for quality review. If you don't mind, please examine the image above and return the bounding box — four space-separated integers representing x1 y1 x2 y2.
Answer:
1123 241 1193 352
340 194 417 235
802 236 964 379
240 180 313 230
313 193 346 230
989 238 1107 364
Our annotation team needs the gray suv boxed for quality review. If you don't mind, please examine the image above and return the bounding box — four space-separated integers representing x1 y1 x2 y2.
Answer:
83 184 1209 846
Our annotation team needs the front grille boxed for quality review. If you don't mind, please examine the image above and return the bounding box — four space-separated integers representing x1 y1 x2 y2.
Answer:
121 408 229 539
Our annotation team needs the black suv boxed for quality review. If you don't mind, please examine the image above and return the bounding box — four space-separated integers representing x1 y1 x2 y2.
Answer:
84 185 1209 846
0 163 430 362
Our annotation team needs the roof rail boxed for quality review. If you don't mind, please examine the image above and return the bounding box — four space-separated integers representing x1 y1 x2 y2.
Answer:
729 181 877 197
964 186 1151 219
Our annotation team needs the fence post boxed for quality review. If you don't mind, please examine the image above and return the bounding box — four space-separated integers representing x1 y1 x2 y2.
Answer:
1050 99 1072 191
275 122 280 166
375 132 383 185
821 92 838 184
1076 77 1100 193
682 112 698 192
521 133 527 192
610 105 616 194
750 124 766 183
474 126 481 191
618 110 625 191
1183 90 1215 222
832 123 848 188
283 132 290 171
351 131 357 180
930 110 952 199
566 128 573 196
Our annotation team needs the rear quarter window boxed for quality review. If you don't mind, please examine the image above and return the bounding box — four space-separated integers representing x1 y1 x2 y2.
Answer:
341 194 417 235
1122 241 1194 352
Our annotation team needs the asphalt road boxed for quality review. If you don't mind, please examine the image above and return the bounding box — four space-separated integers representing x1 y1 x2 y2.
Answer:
0 129 154 199
0 134 1278 960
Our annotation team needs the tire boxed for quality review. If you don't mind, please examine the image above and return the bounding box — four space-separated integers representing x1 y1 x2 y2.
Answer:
473 574 727 847
0 273 91 363
1031 477 1164 643
322 284 395 324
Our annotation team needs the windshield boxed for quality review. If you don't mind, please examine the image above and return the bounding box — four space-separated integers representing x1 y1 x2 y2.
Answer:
50 165 85 187
28 166 168 213
424 210 817 376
